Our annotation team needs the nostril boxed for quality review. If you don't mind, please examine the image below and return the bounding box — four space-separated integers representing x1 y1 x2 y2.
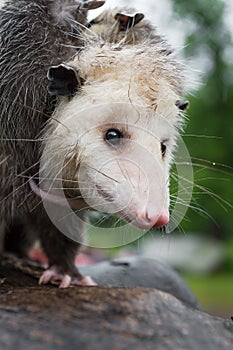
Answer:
153 213 169 228
135 210 169 229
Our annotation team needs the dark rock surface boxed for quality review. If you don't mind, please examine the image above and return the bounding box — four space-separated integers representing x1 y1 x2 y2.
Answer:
0 256 232 350
80 256 199 309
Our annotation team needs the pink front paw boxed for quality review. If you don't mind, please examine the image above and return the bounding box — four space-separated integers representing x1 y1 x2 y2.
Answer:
39 265 97 288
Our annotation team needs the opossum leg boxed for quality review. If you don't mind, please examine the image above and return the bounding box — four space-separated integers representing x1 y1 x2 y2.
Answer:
39 265 96 288
4 216 37 258
0 221 5 256
38 212 96 288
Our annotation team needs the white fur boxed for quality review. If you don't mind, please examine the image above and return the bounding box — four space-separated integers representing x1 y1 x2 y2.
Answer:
43 40 185 229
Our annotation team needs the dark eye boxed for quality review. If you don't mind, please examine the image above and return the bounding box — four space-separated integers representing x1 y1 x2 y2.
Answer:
87 20 95 28
161 142 167 157
105 129 123 147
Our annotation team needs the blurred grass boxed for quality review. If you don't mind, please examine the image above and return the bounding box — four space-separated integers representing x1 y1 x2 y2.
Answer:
182 273 233 318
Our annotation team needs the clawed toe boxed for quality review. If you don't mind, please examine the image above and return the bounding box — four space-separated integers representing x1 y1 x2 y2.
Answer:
39 266 96 288
71 275 97 287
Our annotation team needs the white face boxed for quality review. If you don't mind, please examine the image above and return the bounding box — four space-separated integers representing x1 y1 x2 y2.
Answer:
45 84 180 230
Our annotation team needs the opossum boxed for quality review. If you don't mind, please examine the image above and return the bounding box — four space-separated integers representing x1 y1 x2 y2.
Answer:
86 6 171 50
0 1 189 287
0 0 105 286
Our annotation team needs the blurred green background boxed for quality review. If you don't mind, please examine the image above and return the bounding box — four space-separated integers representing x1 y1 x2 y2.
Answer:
171 0 233 240
170 0 233 318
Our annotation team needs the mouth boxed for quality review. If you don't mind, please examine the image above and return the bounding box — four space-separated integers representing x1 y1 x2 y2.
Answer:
29 178 91 210
29 178 118 210
95 184 115 202
117 207 170 230
29 178 169 229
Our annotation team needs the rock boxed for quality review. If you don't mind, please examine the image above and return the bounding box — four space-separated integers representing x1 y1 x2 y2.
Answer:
0 256 232 350
80 256 199 309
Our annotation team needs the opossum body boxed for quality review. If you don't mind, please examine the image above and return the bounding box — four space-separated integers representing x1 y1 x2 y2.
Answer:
0 0 105 287
0 1 188 287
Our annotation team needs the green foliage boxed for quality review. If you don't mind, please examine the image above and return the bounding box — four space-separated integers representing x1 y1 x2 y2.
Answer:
224 239 233 272
182 272 233 316
171 0 233 239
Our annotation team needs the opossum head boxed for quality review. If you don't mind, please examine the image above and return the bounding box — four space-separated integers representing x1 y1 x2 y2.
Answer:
87 7 144 35
42 44 188 230
86 7 164 47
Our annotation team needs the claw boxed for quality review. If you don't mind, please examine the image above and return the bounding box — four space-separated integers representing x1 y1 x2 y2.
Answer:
71 275 97 286
39 265 97 288
39 268 64 285
59 274 72 289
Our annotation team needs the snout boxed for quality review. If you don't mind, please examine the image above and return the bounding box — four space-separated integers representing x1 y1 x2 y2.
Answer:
134 209 169 230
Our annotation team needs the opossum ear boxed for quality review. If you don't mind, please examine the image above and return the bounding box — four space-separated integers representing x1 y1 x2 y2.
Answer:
176 100 189 111
47 64 82 97
115 12 144 30
83 1 105 10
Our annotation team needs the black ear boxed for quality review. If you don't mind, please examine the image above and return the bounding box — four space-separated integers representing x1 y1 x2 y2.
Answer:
176 100 189 111
83 0 105 10
115 12 144 31
47 64 82 97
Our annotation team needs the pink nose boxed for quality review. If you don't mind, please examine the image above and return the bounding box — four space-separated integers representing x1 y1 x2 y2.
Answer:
153 213 170 228
136 210 169 229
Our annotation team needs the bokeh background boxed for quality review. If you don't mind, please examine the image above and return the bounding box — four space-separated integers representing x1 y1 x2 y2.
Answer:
0 0 232 318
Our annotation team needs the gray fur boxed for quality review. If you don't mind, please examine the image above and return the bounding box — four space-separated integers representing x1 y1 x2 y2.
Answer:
87 7 172 53
0 0 103 273
0 1 186 285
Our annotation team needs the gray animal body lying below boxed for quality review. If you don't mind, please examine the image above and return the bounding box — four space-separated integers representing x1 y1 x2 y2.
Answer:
0 0 189 287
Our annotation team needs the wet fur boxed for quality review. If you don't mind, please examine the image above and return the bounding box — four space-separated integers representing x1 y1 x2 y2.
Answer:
0 0 100 273
41 40 185 231
87 6 172 52
0 2 186 280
